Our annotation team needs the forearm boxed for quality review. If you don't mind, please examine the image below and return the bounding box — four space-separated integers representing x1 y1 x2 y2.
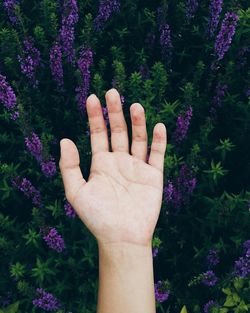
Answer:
97 241 156 313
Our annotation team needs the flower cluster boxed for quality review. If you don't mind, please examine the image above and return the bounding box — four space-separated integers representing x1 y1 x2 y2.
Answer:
64 200 76 218
32 288 60 311
233 239 250 278
214 12 239 61
17 37 41 88
203 300 220 313
24 132 56 177
154 280 170 303
173 105 193 144
11 176 42 207
94 0 120 31
49 42 64 90
75 46 93 115
3 0 20 25
164 164 196 212
207 248 220 267
201 270 218 286
185 0 199 21
0 74 19 120
159 24 173 64
59 0 79 64
207 0 223 38
42 227 65 252
209 83 228 119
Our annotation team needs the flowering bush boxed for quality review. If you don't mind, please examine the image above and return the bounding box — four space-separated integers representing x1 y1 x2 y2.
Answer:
0 0 250 312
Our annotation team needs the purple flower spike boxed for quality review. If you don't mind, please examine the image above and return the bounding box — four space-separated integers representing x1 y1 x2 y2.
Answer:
94 0 120 31
11 176 42 207
50 42 64 89
0 74 19 120
32 288 60 311
24 132 43 162
160 24 173 63
75 46 93 115
201 270 218 286
64 200 76 218
214 12 239 61
18 37 41 88
173 105 193 144
3 0 20 25
42 227 65 252
185 0 199 21
207 248 220 267
59 0 79 64
152 247 159 258
207 0 223 38
40 158 57 178
204 300 219 313
154 280 170 303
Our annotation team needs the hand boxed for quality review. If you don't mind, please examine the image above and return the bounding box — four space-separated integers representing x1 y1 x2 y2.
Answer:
59 88 167 247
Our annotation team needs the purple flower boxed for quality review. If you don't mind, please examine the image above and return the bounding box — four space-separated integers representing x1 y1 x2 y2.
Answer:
152 247 159 257
154 280 170 303
32 288 60 311
24 132 43 162
164 181 174 202
0 74 19 120
204 300 219 313
207 248 220 267
173 105 193 144
40 158 57 178
64 200 76 218
102 106 109 127
201 270 218 286
207 0 223 38
214 12 239 61
49 42 64 89
42 227 65 252
185 0 199 21
164 164 196 212
59 0 79 64
209 83 228 119
243 240 250 256
3 0 20 25
233 256 250 278
18 37 41 88
159 24 173 63
11 176 42 207
75 46 93 115
94 0 120 31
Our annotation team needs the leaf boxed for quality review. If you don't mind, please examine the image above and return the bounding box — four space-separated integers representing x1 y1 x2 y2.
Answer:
180 305 188 313
2 302 19 313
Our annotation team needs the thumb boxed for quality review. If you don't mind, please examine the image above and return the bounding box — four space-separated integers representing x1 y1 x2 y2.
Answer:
59 138 86 204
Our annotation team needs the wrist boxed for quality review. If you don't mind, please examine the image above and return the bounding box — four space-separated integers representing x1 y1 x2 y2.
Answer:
97 241 153 265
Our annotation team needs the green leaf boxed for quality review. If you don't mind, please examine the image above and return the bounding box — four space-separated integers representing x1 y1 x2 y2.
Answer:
180 305 188 313
2 302 19 313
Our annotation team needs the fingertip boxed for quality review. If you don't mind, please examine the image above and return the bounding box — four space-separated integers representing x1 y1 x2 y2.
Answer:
153 123 167 141
130 102 144 114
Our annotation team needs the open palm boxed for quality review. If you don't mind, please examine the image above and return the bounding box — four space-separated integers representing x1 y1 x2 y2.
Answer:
59 89 167 246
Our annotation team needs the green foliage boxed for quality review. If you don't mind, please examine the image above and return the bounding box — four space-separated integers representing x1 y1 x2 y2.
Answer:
0 0 249 312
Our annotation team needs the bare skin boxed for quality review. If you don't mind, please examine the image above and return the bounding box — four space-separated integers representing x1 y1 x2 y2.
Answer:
59 88 167 313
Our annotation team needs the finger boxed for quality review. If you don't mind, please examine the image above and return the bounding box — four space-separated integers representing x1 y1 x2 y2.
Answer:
148 123 167 173
130 102 148 161
105 88 129 153
86 94 109 155
59 138 86 204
